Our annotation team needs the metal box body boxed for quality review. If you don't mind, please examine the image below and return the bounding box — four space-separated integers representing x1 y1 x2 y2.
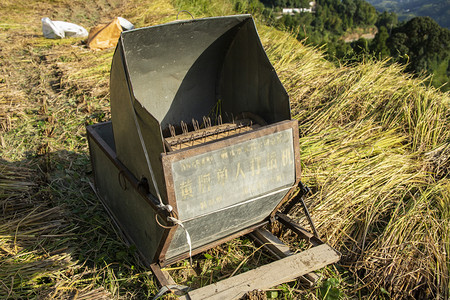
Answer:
88 120 300 264
87 122 165 262
88 15 301 265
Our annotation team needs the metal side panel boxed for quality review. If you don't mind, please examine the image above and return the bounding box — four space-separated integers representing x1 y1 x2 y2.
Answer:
87 122 165 264
110 44 167 201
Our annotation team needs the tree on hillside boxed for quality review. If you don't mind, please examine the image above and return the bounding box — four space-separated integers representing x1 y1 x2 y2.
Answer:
261 0 310 7
388 17 449 71
386 17 450 91
370 25 390 59
375 11 397 33
353 0 377 26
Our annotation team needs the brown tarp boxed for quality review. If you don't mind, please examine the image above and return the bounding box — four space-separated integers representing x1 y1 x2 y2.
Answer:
87 18 122 50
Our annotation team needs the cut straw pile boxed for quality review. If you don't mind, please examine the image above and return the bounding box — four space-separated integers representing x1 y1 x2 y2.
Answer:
0 163 70 298
259 25 450 299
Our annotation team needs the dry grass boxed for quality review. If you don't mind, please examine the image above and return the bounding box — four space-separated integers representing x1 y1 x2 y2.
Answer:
230 5 450 299
262 23 449 299
289 123 449 298
1 0 449 299
0 0 162 298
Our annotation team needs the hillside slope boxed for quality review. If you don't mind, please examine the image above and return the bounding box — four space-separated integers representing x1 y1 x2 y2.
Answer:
1 0 449 299
366 0 450 29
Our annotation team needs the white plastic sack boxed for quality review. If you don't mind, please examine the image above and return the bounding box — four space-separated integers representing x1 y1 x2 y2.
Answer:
117 17 134 31
41 17 88 39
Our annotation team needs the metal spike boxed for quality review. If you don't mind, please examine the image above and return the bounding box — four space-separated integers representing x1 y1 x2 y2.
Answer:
181 120 188 135
169 124 176 137
192 118 199 131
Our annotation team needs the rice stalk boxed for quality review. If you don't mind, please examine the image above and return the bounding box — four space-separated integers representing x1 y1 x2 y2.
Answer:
292 119 449 298
283 57 450 151
359 181 449 298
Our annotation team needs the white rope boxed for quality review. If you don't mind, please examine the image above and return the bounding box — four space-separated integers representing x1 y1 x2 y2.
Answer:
127 95 172 212
167 216 193 267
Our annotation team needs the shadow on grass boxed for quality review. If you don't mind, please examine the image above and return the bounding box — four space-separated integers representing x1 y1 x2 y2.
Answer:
0 152 157 299
0 150 321 299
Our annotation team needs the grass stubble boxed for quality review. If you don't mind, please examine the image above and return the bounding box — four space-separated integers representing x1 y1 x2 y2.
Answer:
1 0 449 299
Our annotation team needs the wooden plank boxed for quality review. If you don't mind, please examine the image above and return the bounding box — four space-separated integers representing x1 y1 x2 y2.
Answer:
249 228 291 259
249 228 320 287
187 244 340 300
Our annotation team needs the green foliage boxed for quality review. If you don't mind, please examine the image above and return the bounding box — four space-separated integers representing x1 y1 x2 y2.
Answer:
234 0 266 14
375 10 397 29
385 16 450 91
261 0 379 60
262 0 310 7
370 25 390 58
352 37 369 55
258 0 450 91
319 278 342 300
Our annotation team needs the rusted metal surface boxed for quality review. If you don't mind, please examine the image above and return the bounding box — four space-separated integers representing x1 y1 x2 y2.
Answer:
160 120 298 260
150 263 171 288
163 121 297 221
276 213 323 247
164 118 260 150
269 119 301 220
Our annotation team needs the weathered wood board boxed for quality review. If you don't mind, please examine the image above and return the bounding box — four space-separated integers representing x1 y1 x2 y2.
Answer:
249 228 320 286
186 243 340 300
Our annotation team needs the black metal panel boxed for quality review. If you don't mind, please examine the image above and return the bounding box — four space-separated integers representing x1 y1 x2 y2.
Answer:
120 15 249 128
161 121 298 260
111 15 291 132
219 18 290 123
165 187 291 259
88 122 165 263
